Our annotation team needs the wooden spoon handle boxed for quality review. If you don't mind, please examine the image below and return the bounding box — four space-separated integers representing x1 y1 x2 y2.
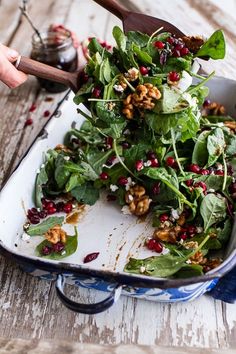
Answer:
93 0 129 20
15 56 73 89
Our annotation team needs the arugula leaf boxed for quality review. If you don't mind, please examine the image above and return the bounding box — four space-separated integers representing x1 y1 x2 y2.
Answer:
200 193 227 231
127 31 150 48
71 182 99 205
132 44 153 64
36 227 78 260
27 216 64 236
196 29 226 59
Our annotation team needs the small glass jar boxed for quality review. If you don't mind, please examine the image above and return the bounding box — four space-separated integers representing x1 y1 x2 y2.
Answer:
31 29 78 93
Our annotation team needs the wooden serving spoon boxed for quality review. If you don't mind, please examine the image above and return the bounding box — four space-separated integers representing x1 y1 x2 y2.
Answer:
93 0 185 37
15 56 80 93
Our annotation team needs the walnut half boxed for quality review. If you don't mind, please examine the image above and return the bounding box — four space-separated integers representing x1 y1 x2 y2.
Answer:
44 225 67 244
125 185 151 216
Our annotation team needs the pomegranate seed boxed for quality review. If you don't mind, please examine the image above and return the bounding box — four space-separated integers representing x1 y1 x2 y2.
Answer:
175 43 184 51
227 164 234 176
63 203 73 214
29 215 40 224
25 118 33 126
185 179 193 187
46 201 55 209
107 194 117 201
180 232 188 240
147 151 157 160
81 71 89 83
47 206 57 215
56 202 65 212
187 225 196 234
139 66 149 75
106 155 116 166
29 104 37 112
229 182 236 194
146 239 163 253
200 169 210 175
150 158 159 167
154 41 165 49
135 160 144 171
92 87 101 98
43 110 50 117
194 181 207 193
100 172 109 180
203 99 211 107
105 136 113 149
215 170 224 176
118 176 128 186
27 208 39 217
166 156 176 167
41 246 52 255
167 37 175 44
172 49 181 57
122 142 131 149
189 164 201 174
83 252 99 263
181 47 189 56
52 242 65 253
39 210 47 218
168 71 180 82
152 182 160 195
159 214 169 222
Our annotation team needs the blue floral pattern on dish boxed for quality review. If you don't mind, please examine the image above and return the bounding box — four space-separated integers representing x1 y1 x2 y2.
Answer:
20 264 218 302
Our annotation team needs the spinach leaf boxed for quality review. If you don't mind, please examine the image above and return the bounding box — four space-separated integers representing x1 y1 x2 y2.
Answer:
124 254 188 277
123 143 150 169
207 128 226 166
71 182 99 205
65 173 85 192
218 218 232 244
144 167 194 210
54 155 71 189
35 164 48 209
113 26 126 51
36 227 78 260
200 193 226 231
27 216 64 236
194 175 232 191
192 130 210 166
73 79 94 105
174 264 204 278
86 149 113 175
196 29 226 59
127 31 149 48
132 44 153 64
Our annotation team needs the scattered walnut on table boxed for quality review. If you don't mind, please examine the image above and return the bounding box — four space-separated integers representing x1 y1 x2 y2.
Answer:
44 225 67 244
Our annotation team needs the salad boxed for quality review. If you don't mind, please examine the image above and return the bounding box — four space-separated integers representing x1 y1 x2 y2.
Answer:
23 26 236 279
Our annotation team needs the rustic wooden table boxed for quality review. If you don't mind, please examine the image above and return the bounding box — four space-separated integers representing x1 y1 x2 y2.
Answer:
0 0 235 352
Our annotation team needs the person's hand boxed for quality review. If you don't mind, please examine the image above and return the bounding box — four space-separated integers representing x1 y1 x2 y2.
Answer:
0 43 27 88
